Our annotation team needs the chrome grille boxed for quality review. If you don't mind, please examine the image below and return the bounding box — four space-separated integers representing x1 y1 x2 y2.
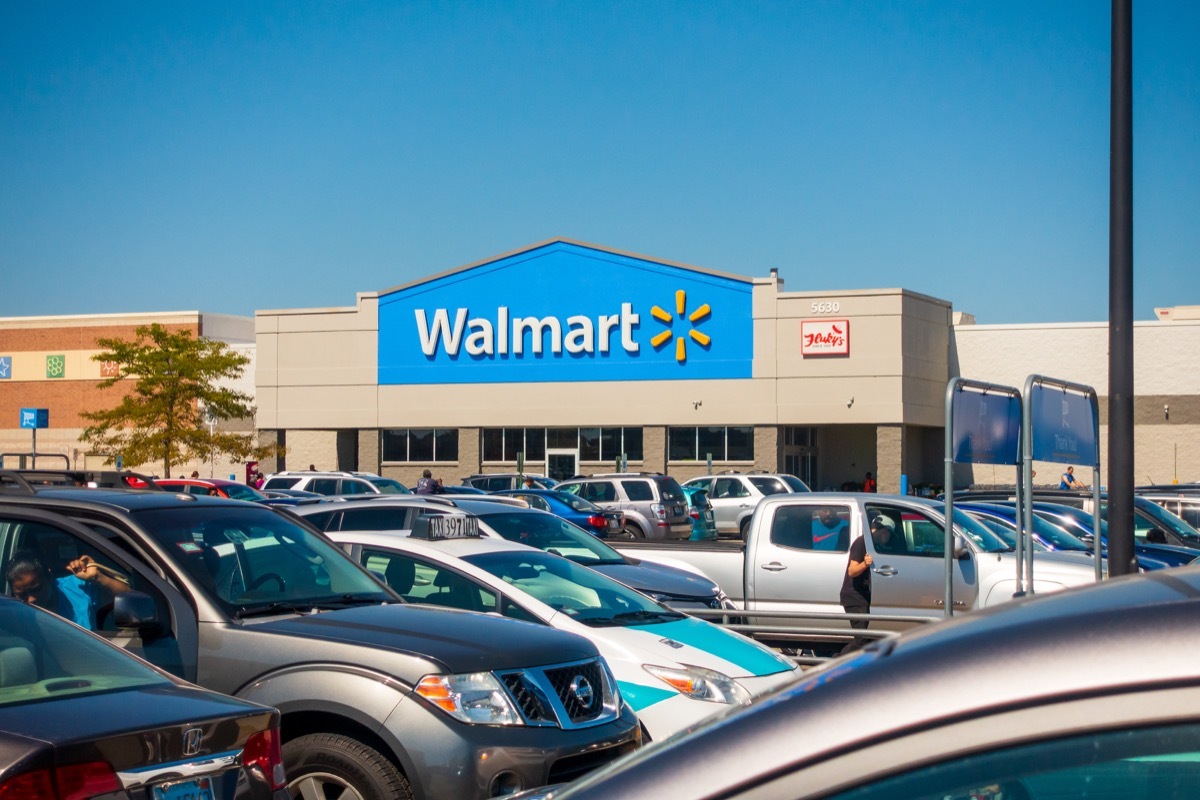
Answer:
543 662 604 722
496 657 619 730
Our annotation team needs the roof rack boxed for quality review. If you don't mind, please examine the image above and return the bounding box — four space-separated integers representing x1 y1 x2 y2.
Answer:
587 471 664 478
0 469 165 492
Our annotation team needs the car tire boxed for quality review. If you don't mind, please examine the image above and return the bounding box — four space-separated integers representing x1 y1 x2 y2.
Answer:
283 732 412 800
620 523 646 539
739 517 751 539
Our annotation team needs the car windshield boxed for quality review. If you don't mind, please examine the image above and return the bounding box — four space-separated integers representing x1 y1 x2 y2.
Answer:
967 507 1091 551
932 503 1012 553
655 477 685 503
781 475 811 492
1127 498 1200 543
369 478 412 494
0 601 170 708
478 511 627 565
550 492 603 513
1033 505 1110 538
222 483 267 502
968 515 1050 551
133 506 395 616
464 551 680 626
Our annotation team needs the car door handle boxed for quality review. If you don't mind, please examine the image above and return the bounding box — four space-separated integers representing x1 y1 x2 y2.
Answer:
873 566 898 577
760 562 788 572
738 504 752 508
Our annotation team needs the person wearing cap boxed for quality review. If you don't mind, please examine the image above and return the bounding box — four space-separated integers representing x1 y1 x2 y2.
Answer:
839 515 896 654
871 514 902 553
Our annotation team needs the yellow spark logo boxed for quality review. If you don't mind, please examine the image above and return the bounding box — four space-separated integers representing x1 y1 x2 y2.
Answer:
650 290 712 363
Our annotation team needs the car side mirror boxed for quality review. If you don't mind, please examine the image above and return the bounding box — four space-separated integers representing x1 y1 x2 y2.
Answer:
953 539 971 560
1146 528 1168 544
113 591 164 639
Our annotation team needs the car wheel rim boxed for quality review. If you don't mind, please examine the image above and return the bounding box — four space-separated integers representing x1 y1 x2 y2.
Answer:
289 771 366 800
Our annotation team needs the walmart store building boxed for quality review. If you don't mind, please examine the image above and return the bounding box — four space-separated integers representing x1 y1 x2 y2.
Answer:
256 239 1200 492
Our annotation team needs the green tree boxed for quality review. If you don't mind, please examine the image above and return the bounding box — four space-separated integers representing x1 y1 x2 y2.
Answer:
80 323 282 476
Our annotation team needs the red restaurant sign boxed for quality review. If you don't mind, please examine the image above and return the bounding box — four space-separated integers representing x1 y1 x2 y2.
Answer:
801 319 850 356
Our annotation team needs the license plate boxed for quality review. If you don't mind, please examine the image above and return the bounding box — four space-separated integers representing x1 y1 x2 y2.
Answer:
607 519 620 530
675 506 685 517
154 777 214 800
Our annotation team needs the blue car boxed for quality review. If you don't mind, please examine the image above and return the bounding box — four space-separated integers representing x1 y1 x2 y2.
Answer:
496 489 624 538
976 500 1199 569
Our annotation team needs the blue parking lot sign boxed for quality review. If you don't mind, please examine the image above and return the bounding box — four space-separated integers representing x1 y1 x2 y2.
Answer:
19 408 49 429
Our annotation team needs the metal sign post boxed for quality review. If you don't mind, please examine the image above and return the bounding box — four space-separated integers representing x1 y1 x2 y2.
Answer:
19 408 50 468
944 379 1022 617
1024 376 1103 583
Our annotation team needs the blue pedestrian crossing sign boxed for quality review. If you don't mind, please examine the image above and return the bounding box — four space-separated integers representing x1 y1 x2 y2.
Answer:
20 408 49 429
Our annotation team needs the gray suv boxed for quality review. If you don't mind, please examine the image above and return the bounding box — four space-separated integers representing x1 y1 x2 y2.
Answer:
555 474 690 539
683 472 810 537
0 480 640 800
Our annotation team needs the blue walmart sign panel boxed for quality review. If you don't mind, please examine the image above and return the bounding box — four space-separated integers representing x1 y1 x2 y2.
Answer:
378 242 754 385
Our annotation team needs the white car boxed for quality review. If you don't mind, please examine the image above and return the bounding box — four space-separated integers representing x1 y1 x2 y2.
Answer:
326 521 799 741
683 472 810 537
261 470 409 495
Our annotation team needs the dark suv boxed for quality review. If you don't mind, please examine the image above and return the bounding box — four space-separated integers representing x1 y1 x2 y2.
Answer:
555 474 690 539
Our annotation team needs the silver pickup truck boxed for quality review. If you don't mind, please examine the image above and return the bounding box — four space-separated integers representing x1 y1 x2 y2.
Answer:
614 493 1100 649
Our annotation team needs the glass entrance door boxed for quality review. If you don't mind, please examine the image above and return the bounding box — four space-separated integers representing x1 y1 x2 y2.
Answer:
546 449 579 483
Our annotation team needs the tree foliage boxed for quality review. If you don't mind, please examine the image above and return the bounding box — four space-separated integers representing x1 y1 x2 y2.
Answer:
80 324 282 476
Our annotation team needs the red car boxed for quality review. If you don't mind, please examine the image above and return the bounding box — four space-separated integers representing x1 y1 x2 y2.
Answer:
157 477 268 502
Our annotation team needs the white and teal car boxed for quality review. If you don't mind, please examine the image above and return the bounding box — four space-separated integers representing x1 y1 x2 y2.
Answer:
325 517 799 741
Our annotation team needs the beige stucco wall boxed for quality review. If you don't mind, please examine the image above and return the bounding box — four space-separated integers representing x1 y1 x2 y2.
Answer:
953 319 1200 485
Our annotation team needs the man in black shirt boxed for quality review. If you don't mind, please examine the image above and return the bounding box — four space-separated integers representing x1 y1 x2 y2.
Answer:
840 516 895 653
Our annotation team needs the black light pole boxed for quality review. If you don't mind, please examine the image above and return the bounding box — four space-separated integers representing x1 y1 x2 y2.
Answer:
1108 0 1136 576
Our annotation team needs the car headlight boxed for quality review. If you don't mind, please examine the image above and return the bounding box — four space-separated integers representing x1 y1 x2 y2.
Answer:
415 673 522 725
643 664 751 705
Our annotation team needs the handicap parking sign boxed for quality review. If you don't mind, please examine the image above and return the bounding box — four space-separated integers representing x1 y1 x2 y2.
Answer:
19 408 49 429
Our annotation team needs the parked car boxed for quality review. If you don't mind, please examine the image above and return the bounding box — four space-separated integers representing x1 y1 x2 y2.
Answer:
0 595 288 800
0 476 640 800
354 472 413 494
496 489 625 538
514 564 1200 800
683 472 811 538
329 522 798 740
157 477 269 502
1022 501 1200 568
952 488 1200 551
261 470 382 496
462 473 558 492
290 497 735 611
1135 491 1200 529
442 484 489 495
555 474 691 539
682 485 718 541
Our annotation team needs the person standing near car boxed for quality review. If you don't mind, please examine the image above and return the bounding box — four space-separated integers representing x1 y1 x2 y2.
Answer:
416 469 445 495
840 518 886 654
1059 466 1086 490
6 552 130 630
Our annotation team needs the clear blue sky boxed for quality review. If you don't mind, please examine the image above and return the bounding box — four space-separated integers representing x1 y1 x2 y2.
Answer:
2 1 1196 324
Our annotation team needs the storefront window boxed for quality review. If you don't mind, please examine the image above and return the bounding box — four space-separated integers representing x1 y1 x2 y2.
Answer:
727 426 754 461
547 427 578 449
667 426 754 461
580 428 601 461
480 427 642 463
482 428 504 461
382 428 458 462
621 427 643 461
